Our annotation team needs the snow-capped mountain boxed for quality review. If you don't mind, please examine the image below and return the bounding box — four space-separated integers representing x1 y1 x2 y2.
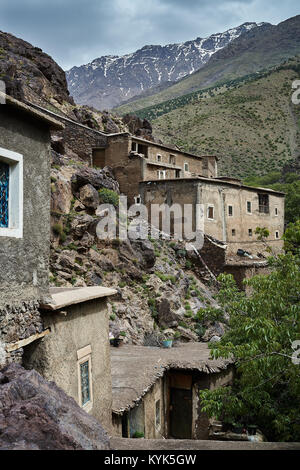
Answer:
66 22 269 110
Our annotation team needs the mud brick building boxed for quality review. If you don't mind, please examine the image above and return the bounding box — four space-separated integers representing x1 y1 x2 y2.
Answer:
140 177 285 256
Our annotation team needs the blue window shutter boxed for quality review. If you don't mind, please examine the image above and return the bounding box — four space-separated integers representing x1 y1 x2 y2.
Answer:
0 162 9 228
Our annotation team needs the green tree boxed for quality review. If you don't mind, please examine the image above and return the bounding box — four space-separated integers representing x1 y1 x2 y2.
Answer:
199 252 300 442
283 220 300 254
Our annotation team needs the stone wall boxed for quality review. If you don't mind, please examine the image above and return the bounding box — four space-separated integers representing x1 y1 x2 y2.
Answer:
27 102 108 164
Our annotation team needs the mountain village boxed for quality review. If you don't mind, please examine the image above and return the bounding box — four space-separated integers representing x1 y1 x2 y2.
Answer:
0 11 300 452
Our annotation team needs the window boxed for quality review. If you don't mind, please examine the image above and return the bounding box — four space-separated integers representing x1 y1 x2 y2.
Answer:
275 207 278 216
207 206 214 220
157 154 162 162
248 229 253 237
184 162 189 172
232 229 236 236
228 205 233 216
169 154 176 165
155 399 161 428
247 201 252 213
134 195 141 204
77 345 93 411
0 147 23 238
131 142 137 152
258 193 269 214
158 170 166 180
175 169 181 178
275 231 280 239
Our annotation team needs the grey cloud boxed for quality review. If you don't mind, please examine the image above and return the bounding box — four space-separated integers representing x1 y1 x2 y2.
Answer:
0 0 299 69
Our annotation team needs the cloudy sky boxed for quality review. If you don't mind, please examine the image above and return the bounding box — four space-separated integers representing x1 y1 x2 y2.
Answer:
1 0 299 70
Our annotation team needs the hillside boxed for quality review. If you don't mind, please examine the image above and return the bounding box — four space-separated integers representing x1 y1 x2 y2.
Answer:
115 15 300 115
66 22 265 110
144 57 300 178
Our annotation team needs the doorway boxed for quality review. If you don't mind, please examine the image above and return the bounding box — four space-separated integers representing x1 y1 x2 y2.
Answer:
92 148 106 168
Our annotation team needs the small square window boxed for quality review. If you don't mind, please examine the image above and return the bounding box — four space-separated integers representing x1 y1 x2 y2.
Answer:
247 201 252 213
228 205 233 216
207 206 214 220
169 155 176 165
232 229 236 236
248 229 253 237
155 399 161 428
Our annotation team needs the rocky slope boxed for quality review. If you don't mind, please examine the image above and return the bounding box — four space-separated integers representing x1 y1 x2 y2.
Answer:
115 15 300 115
50 151 225 346
0 30 133 136
0 364 109 450
66 23 266 110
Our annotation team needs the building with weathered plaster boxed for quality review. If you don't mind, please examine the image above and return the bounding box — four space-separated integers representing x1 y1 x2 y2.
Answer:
111 343 233 440
0 93 63 362
0 94 116 433
140 177 285 256
23 286 116 432
99 133 218 205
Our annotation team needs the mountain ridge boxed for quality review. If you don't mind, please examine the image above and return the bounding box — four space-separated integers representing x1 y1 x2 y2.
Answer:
115 15 300 115
66 22 267 110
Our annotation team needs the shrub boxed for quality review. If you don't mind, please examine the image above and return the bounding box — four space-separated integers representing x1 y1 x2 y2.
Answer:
98 188 119 208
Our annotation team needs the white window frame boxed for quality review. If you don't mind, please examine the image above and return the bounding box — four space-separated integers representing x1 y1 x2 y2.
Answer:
155 399 161 430
275 231 280 239
0 147 23 238
134 194 142 205
184 162 189 172
77 345 93 413
207 205 214 220
158 170 166 180
246 201 252 214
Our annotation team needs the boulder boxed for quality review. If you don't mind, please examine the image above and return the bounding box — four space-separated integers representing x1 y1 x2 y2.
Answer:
177 326 198 342
71 167 119 195
157 299 179 328
79 184 100 210
71 215 94 238
131 239 156 269
0 364 109 450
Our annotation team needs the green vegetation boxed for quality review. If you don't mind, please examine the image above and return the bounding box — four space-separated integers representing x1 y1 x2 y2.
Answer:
98 188 119 208
118 57 300 179
199 245 300 442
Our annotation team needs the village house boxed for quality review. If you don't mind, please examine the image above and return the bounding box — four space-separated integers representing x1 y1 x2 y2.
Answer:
0 92 63 363
23 286 116 432
0 94 116 432
97 133 218 205
139 177 285 256
111 343 233 440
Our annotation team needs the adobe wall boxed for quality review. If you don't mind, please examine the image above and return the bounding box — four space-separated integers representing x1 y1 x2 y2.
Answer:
0 106 50 362
23 298 113 433
140 179 284 257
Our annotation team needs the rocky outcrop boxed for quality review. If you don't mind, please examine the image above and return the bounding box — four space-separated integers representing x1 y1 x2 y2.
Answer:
0 364 110 450
0 31 73 106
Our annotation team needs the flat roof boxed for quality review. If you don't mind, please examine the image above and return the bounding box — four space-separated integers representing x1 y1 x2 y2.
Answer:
40 286 117 311
140 176 285 196
111 343 233 414
0 93 64 130
106 132 218 161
